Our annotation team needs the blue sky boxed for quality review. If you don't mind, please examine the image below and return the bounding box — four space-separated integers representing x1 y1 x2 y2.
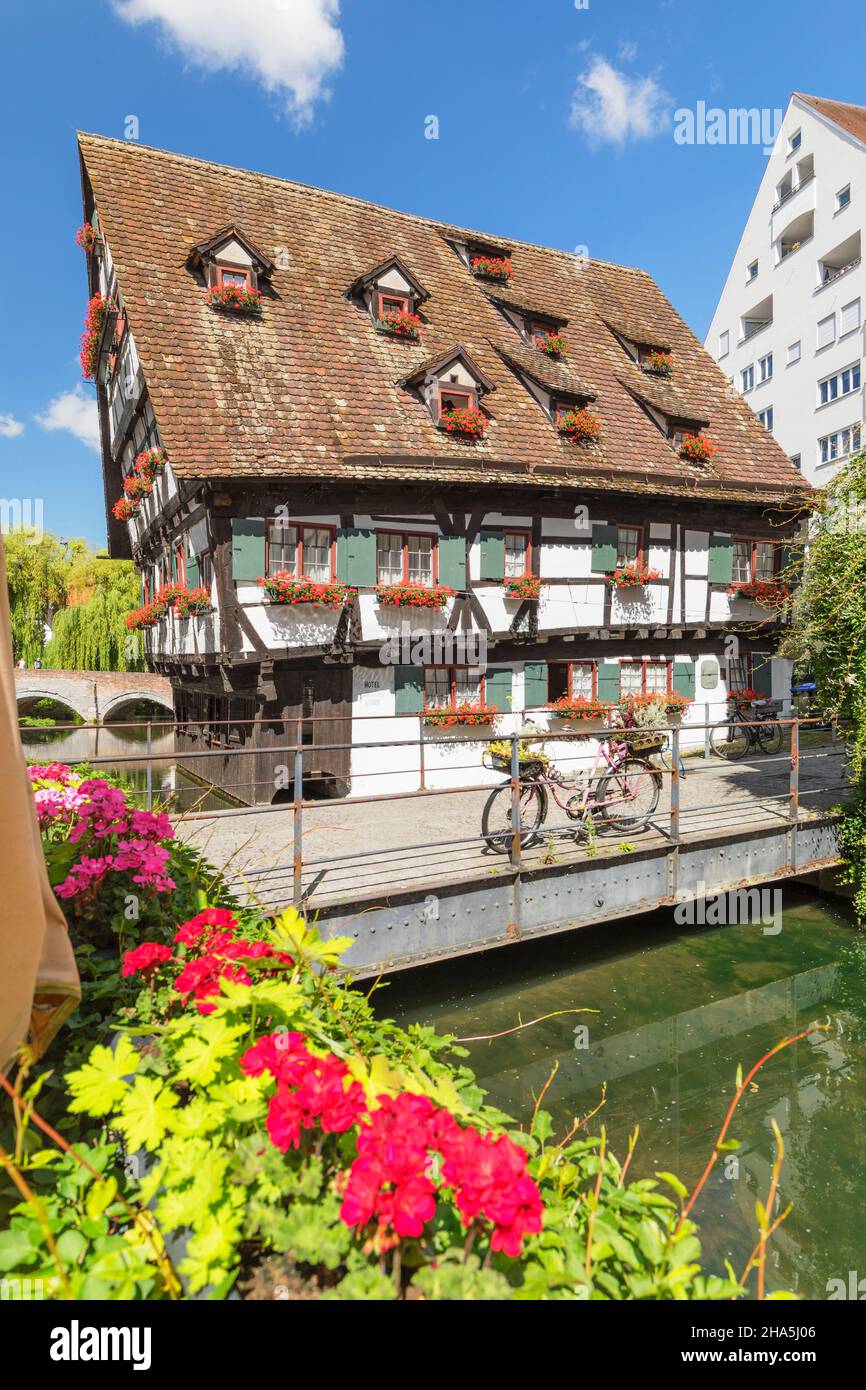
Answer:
0 0 861 548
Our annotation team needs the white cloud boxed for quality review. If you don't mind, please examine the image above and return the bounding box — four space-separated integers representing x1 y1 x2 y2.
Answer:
111 0 344 126
569 56 671 146
35 386 100 452
0 413 24 439
617 41 638 62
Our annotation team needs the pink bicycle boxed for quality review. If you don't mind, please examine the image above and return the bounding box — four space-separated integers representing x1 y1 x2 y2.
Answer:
481 735 662 853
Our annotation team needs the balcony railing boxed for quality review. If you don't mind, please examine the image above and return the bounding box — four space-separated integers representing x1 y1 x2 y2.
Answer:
771 171 815 214
818 256 861 288
738 319 772 345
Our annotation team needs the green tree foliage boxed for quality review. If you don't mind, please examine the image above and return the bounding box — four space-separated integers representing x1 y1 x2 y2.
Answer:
783 451 866 914
2 529 143 671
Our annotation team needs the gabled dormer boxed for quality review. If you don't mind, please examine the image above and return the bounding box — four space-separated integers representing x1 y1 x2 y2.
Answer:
624 378 714 463
443 232 514 284
603 314 673 375
492 341 596 431
346 254 429 338
187 225 275 298
485 287 569 356
402 345 495 435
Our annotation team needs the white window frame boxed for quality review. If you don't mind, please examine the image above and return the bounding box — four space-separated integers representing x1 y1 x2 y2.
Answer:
758 352 773 383
718 330 730 359
818 422 862 466
817 314 836 351
787 340 801 366
840 299 861 337
757 406 774 432
836 185 851 211
746 260 758 283
818 362 861 408
741 363 755 393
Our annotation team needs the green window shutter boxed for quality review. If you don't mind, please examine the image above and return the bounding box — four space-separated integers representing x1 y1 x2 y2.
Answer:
479 528 505 580
185 538 200 588
394 666 424 714
170 547 178 581
485 667 513 712
597 660 620 702
707 534 734 584
438 534 467 591
523 660 548 708
672 659 696 698
591 523 618 573
336 527 377 586
231 518 266 582
751 652 773 698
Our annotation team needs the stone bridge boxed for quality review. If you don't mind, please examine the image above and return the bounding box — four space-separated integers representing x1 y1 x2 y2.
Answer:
14 669 173 724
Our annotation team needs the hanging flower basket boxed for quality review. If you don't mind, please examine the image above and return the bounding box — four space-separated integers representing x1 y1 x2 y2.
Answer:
727 687 761 709
124 603 161 631
548 695 611 723
424 701 497 728
679 433 717 463
75 222 100 254
534 332 567 358
206 283 263 313
174 586 212 617
258 574 355 608
122 471 155 503
470 255 512 282
440 405 488 440
504 575 542 601
376 583 454 609
112 497 137 523
378 308 423 340
557 407 602 444
727 579 791 606
642 350 673 377
134 446 169 479
79 292 117 379
608 562 662 589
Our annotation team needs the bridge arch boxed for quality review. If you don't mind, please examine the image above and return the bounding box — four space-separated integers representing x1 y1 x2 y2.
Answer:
101 690 175 723
16 687 89 724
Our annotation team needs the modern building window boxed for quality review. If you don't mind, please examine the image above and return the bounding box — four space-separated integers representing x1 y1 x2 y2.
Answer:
819 363 861 406
757 406 774 432
741 364 755 393
377 531 435 585
791 454 802 471
266 522 334 581
819 423 862 465
840 298 861 336
788 129 802 153
758 353 773 383
424 666 484 708
836 185 851 211
747 260 758 282
787 340 801 365
718 329 730 359
817 314 836 350
503 530 531 578
616 525 642 567
619 659 671 699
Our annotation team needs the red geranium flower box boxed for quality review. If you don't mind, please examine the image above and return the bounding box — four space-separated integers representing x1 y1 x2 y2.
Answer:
206 283 263 313
258 574 355 608
174 586 212 617
75 222 100 254
424 702 497 728
79 292 117 380
376 583 454 609
112 497 137 522
470 255 512 282
440 405 487 440
504 575 542 600
679 433 717 463
608 562 662 588
727 579 791 606
642 350 673 377
557 407 602 443
548 695 611 722
534 332 567 358
378 308 423 340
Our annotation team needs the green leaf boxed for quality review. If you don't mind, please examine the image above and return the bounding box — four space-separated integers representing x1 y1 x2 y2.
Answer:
270 908 353 969
55 1229 88 1265
117 1076 179 1151
66 1035 140 1116
0 1228 39 1271
175 1018 247 1088
655 1171 688 1200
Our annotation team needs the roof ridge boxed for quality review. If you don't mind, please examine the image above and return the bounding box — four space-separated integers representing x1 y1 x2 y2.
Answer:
76 131 651 278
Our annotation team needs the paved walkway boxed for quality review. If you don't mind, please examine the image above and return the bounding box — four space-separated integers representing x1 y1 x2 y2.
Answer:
174 738 845 911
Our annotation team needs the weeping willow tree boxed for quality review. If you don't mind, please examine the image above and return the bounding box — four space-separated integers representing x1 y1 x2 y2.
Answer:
3 529 70 665
44 555 143 671
782 450 866 915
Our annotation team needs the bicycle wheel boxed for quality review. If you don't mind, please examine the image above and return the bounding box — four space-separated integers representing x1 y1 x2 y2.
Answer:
481 779 547 854
710 720 750 760
756 720 782 755
596 757 661 830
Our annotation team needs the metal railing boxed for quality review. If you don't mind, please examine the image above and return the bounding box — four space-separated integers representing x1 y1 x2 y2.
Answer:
23 705 847 911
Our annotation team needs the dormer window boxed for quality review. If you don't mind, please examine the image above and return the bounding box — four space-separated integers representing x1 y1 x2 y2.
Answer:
188 225 273 315
216 265 253 292
377 289 410 319
402 345 494 442
346 255 429 341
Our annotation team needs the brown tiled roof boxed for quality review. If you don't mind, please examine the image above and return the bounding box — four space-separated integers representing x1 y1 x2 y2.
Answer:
78 133 809 506
796 93 866 146
492 340 597 403
484 286 568 327
623 374 709 428
602 313 672 353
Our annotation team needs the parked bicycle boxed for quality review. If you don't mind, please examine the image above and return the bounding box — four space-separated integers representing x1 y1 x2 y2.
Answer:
481 735 662 853
709 701 783 761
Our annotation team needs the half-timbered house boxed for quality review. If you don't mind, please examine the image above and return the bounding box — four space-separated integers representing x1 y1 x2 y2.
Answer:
77 134 809 804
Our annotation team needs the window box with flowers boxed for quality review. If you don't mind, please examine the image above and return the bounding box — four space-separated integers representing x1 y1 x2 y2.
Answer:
547 695 611 729
174 586 212 617
376 583 454 610
607 561 662 589
612 692 691 750
727 687 763 710
679 433 717 464
440 404 488 440
112 497 137 523
75 222 100 255
504 575 542 601
79 293 117 380
423 701 498 728
258 574 355 608
727 579 791 606
124 602 162 632
377 308 423 340
206 283 263 313
557 406 602 444
535 332 567 358
470 255 512 282
641 350 674 377
113 448 169 522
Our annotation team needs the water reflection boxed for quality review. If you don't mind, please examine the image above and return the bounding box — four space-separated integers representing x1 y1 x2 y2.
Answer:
380 889 866 1298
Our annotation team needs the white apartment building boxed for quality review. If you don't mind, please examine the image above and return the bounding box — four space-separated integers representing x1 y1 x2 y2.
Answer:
707 93 866 485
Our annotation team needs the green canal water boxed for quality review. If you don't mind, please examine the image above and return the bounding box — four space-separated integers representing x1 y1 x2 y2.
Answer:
379 886 866 1299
